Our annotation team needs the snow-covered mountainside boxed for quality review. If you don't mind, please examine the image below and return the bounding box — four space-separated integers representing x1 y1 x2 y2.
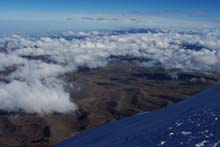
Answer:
54 85 220 147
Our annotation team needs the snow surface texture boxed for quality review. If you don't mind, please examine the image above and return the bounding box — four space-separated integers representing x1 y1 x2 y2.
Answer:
0 28 220 113
54 85 220 147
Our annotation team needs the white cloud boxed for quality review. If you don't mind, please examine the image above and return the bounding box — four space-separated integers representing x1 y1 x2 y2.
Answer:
0 53 25 70
0 28 220 114
0 79 76 114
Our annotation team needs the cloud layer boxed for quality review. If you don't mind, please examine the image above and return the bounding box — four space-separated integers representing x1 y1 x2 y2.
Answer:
0 28 220 114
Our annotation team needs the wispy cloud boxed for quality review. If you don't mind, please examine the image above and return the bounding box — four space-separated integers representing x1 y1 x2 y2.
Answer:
130 10 220 22
0 12 219 36
80 17 135 21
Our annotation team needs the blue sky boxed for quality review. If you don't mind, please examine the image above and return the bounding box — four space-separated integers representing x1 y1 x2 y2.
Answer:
0 0 220 20
0 0 219 35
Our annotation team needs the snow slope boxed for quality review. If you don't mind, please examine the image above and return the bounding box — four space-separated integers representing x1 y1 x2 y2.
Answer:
54 85 220 147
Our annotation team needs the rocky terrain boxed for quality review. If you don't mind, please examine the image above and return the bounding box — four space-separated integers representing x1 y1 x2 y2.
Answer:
0 61 219 147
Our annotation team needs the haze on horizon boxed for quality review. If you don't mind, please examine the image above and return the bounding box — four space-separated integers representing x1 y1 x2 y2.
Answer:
0 0 220 35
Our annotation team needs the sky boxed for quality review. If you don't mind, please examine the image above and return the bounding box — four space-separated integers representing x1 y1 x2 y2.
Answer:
0 0 219 34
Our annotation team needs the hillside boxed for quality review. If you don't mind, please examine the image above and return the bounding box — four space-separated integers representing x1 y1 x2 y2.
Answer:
54 85 220 147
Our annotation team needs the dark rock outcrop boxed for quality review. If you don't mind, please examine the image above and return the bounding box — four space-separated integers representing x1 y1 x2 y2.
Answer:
0 116 50 147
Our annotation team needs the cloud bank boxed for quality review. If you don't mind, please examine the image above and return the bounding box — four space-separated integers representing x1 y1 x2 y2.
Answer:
0 28 220 114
